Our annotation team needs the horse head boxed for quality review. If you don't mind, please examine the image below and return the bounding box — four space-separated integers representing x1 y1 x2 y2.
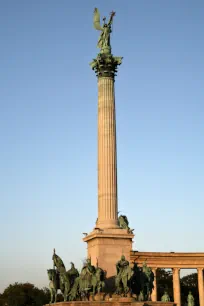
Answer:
47 269 56 281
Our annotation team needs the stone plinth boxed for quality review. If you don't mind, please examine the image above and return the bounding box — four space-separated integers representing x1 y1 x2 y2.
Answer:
83 228 134 278
110 296 135 302
45 301 176 306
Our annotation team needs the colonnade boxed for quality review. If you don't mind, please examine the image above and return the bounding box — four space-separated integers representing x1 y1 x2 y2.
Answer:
151 267 204 306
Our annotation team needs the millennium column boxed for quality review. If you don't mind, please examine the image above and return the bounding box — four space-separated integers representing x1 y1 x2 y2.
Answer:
83 8 134 278
97 74 118 229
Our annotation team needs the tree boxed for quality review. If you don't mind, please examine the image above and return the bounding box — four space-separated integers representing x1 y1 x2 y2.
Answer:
181 273 198 288
180 273 199 306
156 270 199 305
157 268 173 301
0 283 50 306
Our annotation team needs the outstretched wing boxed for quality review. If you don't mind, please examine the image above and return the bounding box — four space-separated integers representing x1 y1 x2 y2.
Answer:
123 215 129 225
93 8 103 31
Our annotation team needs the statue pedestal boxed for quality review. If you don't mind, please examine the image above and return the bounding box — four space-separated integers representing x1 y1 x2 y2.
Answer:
45 302 176 306
105 293 111 301
89 294 94 301
110 295 135 302
83 228 134 279
94 292 105 301
110 294 121 301
118 297 136 302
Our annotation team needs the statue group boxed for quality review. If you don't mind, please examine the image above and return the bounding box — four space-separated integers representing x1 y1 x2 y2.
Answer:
47 250 155 303
47 249 105 303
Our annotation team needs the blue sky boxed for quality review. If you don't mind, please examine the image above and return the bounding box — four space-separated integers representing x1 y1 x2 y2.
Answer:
0 0 203 292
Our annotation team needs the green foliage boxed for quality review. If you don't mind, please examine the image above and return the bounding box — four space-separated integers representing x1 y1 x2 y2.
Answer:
0 283 50 306
181 273 199 306
157 269 173 301
181 273 198 287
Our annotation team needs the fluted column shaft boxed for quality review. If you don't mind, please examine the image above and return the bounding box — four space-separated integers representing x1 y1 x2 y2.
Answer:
97 76 118 228
173 268 181 306
151 268 157 301
198 268 204 306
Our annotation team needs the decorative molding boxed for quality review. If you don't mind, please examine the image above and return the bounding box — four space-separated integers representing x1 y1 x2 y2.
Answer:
90 53 122 78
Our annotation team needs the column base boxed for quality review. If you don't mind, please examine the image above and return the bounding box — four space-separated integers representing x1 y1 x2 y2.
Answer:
97 219 120 229
83 228 134 278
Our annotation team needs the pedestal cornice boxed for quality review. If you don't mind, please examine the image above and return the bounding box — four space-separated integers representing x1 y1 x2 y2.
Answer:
83 228 134 242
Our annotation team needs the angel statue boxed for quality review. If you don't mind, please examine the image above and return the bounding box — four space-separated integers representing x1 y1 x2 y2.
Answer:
93 8 115 54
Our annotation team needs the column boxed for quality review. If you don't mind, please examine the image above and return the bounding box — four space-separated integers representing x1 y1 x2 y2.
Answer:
151 268 157 301
198 268 204 306
173 268 181 306
97 76 118 229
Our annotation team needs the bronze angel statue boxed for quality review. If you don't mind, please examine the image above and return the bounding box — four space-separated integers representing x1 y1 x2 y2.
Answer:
93 8 115 53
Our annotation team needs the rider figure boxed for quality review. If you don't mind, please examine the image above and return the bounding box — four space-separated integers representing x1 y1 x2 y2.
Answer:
116 255 129 276
67 262 79 287
142 261 151 280
141 261 154 301
115 255 130 288
81 258 96 281
52 249 66 274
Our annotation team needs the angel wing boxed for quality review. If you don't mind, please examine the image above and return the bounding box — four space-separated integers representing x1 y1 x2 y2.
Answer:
93 8 103 31
123 215 129 225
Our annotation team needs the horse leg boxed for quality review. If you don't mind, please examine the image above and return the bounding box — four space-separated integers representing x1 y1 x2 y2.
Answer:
147 285 150 301
54 289 58 303
93 285 96 295
123 278 128 296
50 288 53 303
66 279 71 301
65 284 70 302
115 277 120 294
60 283 66 301
64 288 67 301
97 282 101 294
64 291 67 302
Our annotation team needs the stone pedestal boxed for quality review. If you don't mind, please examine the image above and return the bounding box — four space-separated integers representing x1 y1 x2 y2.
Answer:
94 292 105 301
45 301 176 306
83 228 134 278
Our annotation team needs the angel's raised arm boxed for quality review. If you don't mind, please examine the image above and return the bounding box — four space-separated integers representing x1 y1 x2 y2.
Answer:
108 11 116 26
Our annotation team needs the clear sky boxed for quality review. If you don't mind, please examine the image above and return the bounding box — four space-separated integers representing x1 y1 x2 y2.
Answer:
0 0 204 292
